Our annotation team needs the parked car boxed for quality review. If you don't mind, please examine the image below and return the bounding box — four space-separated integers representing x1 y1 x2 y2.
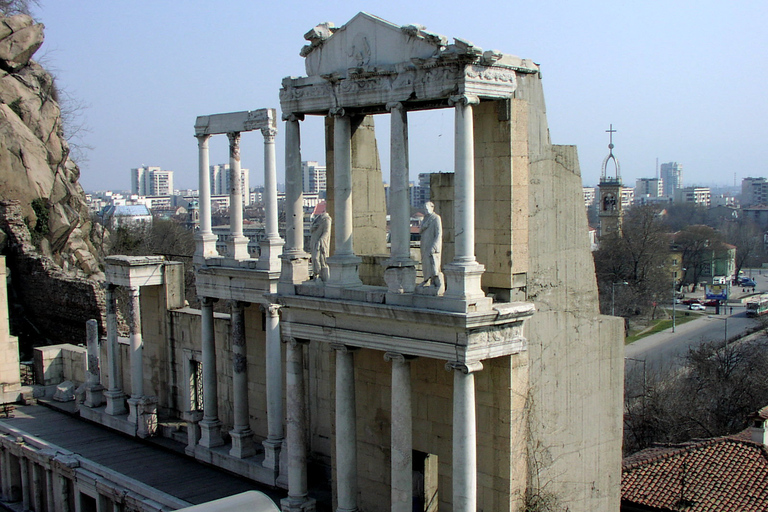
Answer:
703 299 720 307
741 278 757 287
682 298 701 305
689 303 706 311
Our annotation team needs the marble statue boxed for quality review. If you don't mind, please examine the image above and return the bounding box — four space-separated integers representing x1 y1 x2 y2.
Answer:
310 212 331 281
419 201 443 290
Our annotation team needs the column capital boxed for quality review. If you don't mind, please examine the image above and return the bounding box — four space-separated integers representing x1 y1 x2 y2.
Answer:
199 296 218 306
329 106 346 118
285 337 311 348
386 101 405 113
227 299 248 310
446 361 483 374
384 352 417 363
448 94 480 107
282 112 305 122
261 126 277 142
331 343 359 354
127 285 140 296
261 303 281 317
195 133 212 145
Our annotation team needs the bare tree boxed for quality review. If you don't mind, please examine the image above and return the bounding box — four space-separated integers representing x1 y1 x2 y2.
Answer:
674 224 725 290
593 205 670 317
624 337 768 455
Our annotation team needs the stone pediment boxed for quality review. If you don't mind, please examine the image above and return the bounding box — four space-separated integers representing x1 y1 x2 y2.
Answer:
282 13 541 115
302 12 446 78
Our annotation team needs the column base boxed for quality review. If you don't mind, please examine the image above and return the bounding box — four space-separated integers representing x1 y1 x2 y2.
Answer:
84 384 104 408
104 390 126 416
442 262 493 312
127 396 158 438
262 438 283 472
278 252 310 295
257 237 285 272
325 255 363 297
183 410 204 456
383 260 417 294
227 235 250 260
229 429 256 459
276 439 289 488
194 233 219 265
199 418 225 448
281 497 316 512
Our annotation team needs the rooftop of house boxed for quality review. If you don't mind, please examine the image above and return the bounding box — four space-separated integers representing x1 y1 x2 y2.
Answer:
622 433 768 511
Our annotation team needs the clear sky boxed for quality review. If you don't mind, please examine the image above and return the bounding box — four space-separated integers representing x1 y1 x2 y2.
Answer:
33 1 768 191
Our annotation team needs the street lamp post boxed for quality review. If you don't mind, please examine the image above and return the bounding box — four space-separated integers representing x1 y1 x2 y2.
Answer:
612 281 628 317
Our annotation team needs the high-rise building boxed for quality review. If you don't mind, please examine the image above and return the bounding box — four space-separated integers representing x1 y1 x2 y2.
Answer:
209 164 250 206
674 186 711 207
412 172 431 209
635 178 663 198
131 166 174 196
302 161 326 195
660 162 683 197
741 177 768 206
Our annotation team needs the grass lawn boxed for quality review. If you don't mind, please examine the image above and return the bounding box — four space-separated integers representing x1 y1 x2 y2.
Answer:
625 308 703 344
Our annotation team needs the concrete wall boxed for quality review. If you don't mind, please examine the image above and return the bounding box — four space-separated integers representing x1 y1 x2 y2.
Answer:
34 344 86 387
432 76 624 510
325 114 388 284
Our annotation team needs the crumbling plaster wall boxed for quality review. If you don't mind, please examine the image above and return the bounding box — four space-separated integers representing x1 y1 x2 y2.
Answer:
517 73 623 511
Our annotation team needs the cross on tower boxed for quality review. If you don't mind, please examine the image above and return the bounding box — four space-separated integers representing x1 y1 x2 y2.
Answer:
606 124 616 153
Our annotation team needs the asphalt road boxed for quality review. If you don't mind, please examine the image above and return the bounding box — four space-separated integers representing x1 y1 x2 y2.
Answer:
625 268 768 373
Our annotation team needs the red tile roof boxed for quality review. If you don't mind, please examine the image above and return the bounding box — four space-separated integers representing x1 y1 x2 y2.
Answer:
622 436 768 511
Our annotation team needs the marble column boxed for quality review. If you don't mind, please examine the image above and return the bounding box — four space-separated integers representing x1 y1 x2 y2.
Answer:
227 132 249 260
229 300 255 458
198 297 223 448
59 474 70 512
84 318 103 407
446 361 483 512
385 352 413 512
443 95 486 305
333 344 358 512
19 457 29 511
326 109 362 292
45 468 54 512
279 114 309 294
281 339 315 512
258 127 284 271
0 449 9 501
195 133 217 261
104 284 126 416
32 463 42 512
384 103 416 295
126 286 143 425
263 304 284 471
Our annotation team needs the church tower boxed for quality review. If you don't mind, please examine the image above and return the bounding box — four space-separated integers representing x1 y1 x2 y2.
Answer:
598 124 623 236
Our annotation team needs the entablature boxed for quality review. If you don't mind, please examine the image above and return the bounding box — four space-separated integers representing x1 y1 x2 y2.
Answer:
275 293 534 363
196 262 280 304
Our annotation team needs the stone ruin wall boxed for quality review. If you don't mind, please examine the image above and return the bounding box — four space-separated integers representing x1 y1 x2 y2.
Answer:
0 15 106 346
0 200 104 349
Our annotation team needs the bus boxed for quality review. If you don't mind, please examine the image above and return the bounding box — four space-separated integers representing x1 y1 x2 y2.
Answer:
746 294 768 317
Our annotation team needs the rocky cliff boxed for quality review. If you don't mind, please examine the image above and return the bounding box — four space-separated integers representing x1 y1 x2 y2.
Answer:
0 14 105 348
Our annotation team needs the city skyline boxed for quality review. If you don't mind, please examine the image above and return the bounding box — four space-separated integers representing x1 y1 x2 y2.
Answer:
35 2 767 191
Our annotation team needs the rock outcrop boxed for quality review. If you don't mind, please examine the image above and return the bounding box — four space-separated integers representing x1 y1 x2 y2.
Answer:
0 15 105 345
